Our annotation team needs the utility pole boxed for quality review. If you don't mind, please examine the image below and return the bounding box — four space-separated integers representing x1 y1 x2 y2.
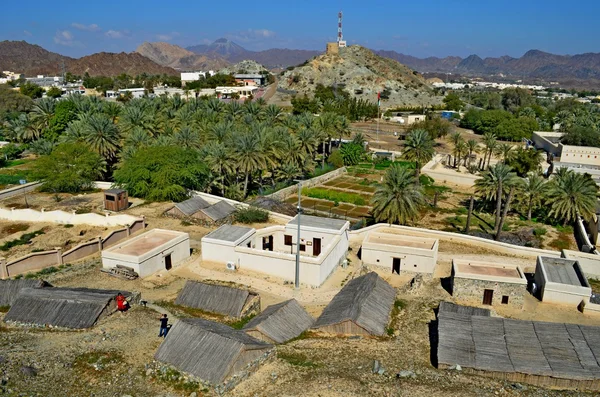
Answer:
294 180 303 289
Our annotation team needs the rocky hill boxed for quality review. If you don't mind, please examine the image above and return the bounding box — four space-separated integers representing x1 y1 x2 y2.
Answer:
219 60 269 75
135 42 229 71
0 40 73 76
186 38 321 68
276 45 441 108
0 40 177 77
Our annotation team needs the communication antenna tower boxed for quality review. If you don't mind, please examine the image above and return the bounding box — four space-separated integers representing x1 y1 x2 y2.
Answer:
337 11 346 47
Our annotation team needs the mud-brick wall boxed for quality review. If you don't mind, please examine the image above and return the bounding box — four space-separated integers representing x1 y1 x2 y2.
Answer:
452 277 526 308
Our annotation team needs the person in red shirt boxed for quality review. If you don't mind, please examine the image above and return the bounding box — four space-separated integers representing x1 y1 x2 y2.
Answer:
116 293 128 312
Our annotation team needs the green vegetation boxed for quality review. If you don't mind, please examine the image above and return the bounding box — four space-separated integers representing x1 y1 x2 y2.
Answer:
0 229 44 251
278 350 319 368
229 314 256 330
32 143 106 193
234 207 269 224
304 187 367 206
152 366 201 393
291 84 377 121
0 305 9 313
19 82 44 99
371 165 424 225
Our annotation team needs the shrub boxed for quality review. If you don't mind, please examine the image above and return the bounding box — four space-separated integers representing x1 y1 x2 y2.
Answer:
327 149 344 168
533 227 547 237
234 207 269 224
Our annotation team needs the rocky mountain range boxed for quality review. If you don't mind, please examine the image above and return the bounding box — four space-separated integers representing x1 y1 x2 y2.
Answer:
375 49 600 83
0 40 178 77
186 38 321 68
135 42 229 71
275 45 441 108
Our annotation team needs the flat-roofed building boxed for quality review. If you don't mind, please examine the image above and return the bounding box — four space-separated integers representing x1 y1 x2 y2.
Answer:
101 229 190 278
201 215 350 287
361 230 438 274
215 86 258 99
534 256 592 306
452 259 527 308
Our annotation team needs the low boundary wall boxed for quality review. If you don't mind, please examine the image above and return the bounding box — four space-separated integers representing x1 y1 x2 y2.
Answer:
0 182 42 201
264 167 348 202
350 224 560 260
0 218 146 279
0 208 140 227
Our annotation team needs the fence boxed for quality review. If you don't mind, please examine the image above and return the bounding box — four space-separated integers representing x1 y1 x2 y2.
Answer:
0 207 140 227
0 218 146 279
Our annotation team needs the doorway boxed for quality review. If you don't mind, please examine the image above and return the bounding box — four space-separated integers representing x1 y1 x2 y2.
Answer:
483 289 494 305
165 254 172 271
392 258 401 274
313 238 321 256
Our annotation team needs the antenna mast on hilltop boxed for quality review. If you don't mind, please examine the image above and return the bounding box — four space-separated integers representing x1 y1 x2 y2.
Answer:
337 11 346 47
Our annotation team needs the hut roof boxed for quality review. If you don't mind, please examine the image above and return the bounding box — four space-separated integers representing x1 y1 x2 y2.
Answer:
539 257 589 287
175 281 253 318
4 287 129 329
243 299 314 343
203 224 254 243
438 301 491 317
200 201 236 221
287 214 348 232
154 318 272 384
437 311 600 380
174 196 211 216
0 279 46 307
313 272 396 335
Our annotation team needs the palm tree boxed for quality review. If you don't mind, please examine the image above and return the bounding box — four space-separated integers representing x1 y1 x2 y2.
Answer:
232 131 267 197
454 140 468 171
371 165 425 225
315 112 337 168
81 114 121 160
475 163 519 233
554 110 575 130
547 169 598 225
403 129 434 183
31 98 56 131
495 143 514 163
173 127 202 150
466 139 479 165
520 173 548 221
482 132 498 169
265 104 283 124
334 115 351 146
204 141 234 196
103 102 122 124
448 131 463 168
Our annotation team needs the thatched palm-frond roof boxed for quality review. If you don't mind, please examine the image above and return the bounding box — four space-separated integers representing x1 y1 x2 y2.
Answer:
0 279 46 307
313 272 396 336
155 318 272 384
243 299 313 343
175 281 253 318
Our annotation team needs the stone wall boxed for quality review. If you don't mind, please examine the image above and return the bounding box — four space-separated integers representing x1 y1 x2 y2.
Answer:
265 167 347 202
452 277 526 308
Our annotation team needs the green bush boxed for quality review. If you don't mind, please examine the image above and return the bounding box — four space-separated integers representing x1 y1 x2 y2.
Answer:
327 150 344 168
303 187 366 206
234 207 269 224
533 227 547 237
0 229 44 251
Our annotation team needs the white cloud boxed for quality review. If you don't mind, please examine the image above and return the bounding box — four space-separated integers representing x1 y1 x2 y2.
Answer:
105 30 127 39
227 28 277 43
71 23 101 32
54 30 75 46
155 32 180 41
23 30 32 37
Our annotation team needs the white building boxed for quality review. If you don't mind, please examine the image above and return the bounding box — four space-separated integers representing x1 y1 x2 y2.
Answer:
180 71 216 86
105 88 146 99
361 230 439 274
101 229 190 278
533 256 592 306
215 86 258 100
201 215 350 287
389 114 426 125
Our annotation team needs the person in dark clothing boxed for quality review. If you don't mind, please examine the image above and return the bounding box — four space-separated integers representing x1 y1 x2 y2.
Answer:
159 314 169 338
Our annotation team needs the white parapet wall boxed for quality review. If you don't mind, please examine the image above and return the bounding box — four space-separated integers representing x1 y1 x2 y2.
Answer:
0 208 141 227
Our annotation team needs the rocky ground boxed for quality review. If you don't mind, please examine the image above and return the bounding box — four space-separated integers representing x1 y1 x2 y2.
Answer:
1 255 599 396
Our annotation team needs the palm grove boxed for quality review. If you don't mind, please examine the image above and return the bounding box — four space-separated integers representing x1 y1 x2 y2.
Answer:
0 92 357 202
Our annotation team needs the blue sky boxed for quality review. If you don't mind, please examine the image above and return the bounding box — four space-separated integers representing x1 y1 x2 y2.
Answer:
1 0 598 58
